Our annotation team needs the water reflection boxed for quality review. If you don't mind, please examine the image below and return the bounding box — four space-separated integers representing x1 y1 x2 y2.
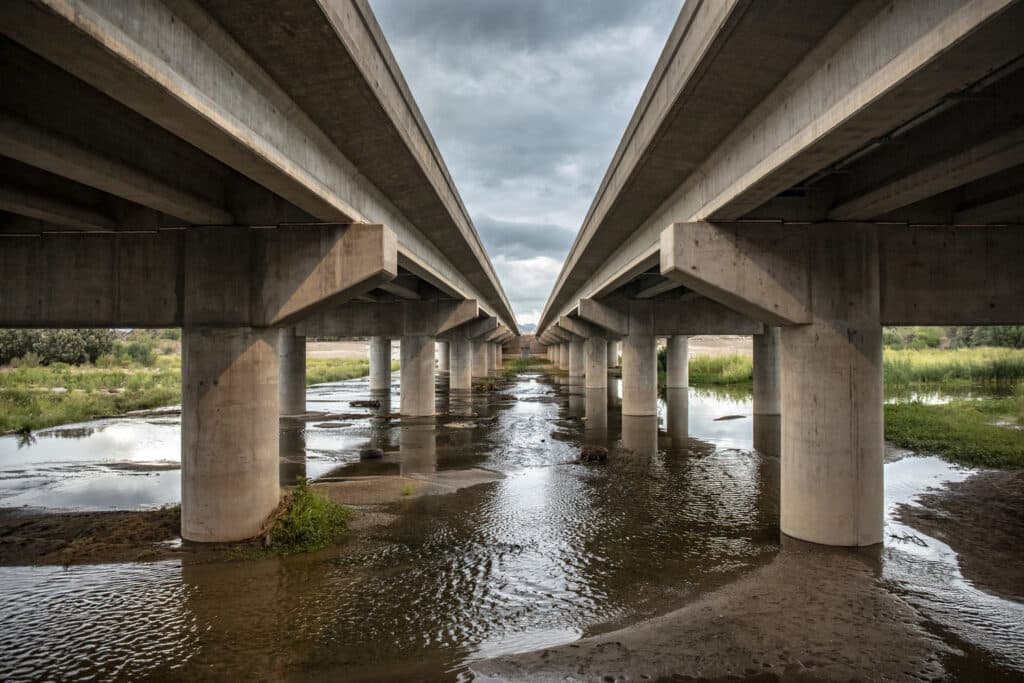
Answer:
400 418 437 475
663 388 688 444
279 423 307 485
752 413 781 457
583 389 607 446
620 415 658 456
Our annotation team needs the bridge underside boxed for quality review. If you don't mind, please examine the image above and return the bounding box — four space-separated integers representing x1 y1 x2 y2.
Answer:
539 0 1024 548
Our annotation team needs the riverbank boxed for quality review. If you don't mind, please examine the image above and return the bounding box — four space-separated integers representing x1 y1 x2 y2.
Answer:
0 355 389 434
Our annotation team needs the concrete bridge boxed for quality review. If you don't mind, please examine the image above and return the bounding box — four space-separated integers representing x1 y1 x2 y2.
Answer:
537 0 1024 547
0 0 515 542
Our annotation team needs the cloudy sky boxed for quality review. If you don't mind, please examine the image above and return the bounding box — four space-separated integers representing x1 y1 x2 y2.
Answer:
371 0 684 326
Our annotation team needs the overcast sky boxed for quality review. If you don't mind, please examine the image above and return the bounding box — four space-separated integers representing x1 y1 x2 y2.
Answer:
371 0 684 326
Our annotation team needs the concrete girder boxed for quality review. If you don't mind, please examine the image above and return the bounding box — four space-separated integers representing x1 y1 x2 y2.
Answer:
954 191 1024 225
539 0 1024 333
0 0 517 333
295 299 478 338
557 315 604 340
0 113 231 225
634 279 685 299
0 223 397 328
576 295 762 337
444 315 498 341
0 185 116 230
577 299 629 337
662 221 1024 327
377 279 422 300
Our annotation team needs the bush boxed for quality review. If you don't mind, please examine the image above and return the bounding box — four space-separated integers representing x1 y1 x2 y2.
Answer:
0 328 114 365
159 328 182 341
122 341 155 367
269 479 351 555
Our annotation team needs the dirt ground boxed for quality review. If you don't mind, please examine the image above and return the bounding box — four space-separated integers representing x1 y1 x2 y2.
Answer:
306 340 376 359
686 334 753 357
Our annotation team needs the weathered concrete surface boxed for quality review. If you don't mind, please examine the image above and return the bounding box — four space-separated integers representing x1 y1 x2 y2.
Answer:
583 336 607 389
437 340 449 372
399 335 435 416
295 299 478 338
368 336 392 393
606 339 619 368
449 338 472 391
568 337 585 378
753 327 781 416
621 334 656 417
665 335 688 389
181 326 280 542
278 329 306 416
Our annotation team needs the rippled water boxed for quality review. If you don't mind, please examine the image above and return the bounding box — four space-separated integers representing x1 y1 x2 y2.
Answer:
0 371 1021 680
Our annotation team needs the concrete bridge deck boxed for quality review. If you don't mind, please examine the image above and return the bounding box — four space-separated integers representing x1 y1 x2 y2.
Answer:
538 0 1024 547
0 0 516 541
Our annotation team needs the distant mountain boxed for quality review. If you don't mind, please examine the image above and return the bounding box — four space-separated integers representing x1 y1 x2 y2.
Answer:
518 323 537 333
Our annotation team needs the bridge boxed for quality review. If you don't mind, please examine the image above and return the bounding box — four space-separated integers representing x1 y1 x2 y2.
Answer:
537 0 1024 547
0 0 516 542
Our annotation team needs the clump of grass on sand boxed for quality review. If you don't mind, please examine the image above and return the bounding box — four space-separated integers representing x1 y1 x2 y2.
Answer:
884 347 1024 386
267 479 352 555
688 354 753 385
885 394 1024 468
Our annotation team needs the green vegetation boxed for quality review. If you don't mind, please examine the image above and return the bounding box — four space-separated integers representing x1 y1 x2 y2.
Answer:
885 393 1024 468
884 347 1024 386
884 325 1024 350
688 354 753 385
503 357 550 375
267 479 352 555
1 329 389 433
401 482 414 497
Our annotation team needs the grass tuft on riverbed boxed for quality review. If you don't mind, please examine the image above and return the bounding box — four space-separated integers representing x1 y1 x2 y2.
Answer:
884 347 1024 386
885 393 1024 468
268 479 352 555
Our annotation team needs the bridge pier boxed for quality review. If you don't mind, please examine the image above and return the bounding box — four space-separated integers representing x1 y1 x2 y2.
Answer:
558 343 569 371
400 335 436 416
472 339 489 378
621 333 657 416
568 337 585 379
437 340 450 373
182 326 280 542
278 329 306 415
753 327 781 457
495 343 503 370
369 336 392 394
607 340 619 368
584 336 607 389
449 338 473 391
665 335 688 389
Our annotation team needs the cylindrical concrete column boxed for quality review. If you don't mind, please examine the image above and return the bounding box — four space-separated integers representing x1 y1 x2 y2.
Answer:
450 337 472 391
665 388 688 442
472 339 488 378
607 340 619 368
781 227 882 547
584 336 608 389
665 335 689 389
753 327 781 415
278 329 306 415
437 340 450 373
369 336 392 393
621 334 656 416
558 343 569 370
182 327 279 542
569 337 585 378
400 335 436 416
495 343 503 369
485 342 496 374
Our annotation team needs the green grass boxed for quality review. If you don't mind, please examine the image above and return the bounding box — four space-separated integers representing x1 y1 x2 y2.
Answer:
268 479 352 555
1 354 385 433
688 354 753 385
885 393 1024 468
884 346 1024 386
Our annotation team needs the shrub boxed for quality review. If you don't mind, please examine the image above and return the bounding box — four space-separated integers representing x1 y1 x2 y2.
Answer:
120 341 155 367
269 479 351 555
159 328 182 341
0 328 114 365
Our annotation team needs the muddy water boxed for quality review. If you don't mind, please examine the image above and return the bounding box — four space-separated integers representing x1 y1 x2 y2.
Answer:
0 372 1021 681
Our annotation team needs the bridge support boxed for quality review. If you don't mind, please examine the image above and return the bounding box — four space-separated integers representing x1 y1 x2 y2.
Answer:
569 337 585 379
584 337 608 389
472 339 488 378
450 338 472 391
369 336 392 394
607 340 619 368
182 327 280 542
665 336 688 389
558 343 569 371
278 329 306 415
437 341 450 373
621 334 657 416
400 335 436 416
753 327 781 457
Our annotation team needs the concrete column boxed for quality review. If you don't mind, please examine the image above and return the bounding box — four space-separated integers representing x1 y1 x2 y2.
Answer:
584 336 608 389
495 343 503 369
665 336 689 389
400 335 435 416
472 339 488 378
369 336 391 393
450 337 472 391
584 388 608 445
621 415 658 455
665 388 689 443
182 326 279 542
558 342 569 370
278 329 306 415
780 228 882 547
607 340 619 368
486 342 496 374
621 334 657 416
437 340 450 372
753 327 782 457
568 337 585 378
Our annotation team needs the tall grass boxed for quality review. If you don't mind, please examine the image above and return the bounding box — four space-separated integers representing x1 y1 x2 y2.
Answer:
884 347 1024 386
688 354 753 385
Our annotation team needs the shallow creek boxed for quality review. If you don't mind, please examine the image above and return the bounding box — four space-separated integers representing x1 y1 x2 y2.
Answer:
0 371 1021 681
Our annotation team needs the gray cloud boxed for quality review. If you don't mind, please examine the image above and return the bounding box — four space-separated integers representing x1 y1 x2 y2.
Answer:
371 0 684 323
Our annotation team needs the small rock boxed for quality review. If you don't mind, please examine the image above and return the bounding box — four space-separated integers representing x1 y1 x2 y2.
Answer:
352 397 385 409
359 448 384 459
580 446 608 463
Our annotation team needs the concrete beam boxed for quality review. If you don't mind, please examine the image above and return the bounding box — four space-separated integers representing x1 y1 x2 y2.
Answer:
296 299 478 338
557 315 603 340
650 298 763 336
0 185 116 230
577 298 629 337
955 191 1024 225
830 126 1024 220
660 222 812 326
0 223 397 327
445 315 498 341
377 279 421 300
0 113 231 225
634 279 685 299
